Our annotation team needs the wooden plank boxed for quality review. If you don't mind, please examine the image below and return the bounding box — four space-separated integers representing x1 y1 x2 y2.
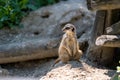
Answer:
87 0 120 10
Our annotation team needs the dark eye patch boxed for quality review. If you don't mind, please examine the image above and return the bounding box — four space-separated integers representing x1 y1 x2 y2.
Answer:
65 27 70 30
72 27 75 32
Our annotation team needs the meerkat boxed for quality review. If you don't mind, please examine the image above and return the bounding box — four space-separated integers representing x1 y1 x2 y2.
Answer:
53 23 83 66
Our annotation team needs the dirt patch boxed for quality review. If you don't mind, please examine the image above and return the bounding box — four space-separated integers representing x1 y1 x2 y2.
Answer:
0 56 115 80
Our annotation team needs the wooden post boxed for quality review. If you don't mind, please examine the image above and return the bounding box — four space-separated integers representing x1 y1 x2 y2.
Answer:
87 0 120 10
104 10 112 34
87 10 114 66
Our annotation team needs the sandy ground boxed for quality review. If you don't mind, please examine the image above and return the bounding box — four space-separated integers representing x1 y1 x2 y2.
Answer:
0 56 116 80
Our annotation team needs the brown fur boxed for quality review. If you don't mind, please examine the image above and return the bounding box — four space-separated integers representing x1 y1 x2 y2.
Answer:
53 23 83 66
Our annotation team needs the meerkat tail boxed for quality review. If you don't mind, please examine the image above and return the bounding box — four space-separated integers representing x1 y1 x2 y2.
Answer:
52 58 60 67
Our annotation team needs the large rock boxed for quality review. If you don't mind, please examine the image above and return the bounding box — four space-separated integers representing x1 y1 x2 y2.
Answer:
0 0 95 64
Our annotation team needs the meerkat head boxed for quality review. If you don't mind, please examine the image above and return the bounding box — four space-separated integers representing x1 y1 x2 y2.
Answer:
62 23 76 33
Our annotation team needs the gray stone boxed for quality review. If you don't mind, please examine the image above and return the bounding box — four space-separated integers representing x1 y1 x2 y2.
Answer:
0 0 95 63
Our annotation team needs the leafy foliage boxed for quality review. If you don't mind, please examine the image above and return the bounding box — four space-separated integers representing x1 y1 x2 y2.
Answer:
112 61 120 80
0 0 28 29
0 0 59 29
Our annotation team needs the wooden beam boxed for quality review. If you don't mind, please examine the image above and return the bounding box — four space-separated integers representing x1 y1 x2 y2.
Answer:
96 35 120 47
87 0 120 10
106 21 120 35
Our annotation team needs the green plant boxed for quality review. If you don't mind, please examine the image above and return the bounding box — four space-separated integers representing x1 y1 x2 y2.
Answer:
0 0 29 29
0 0 59 29
112 61 120 80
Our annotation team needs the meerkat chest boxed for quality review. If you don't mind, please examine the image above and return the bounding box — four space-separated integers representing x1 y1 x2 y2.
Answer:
67 38 75 45
66 37 77 50
62 34 77 49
